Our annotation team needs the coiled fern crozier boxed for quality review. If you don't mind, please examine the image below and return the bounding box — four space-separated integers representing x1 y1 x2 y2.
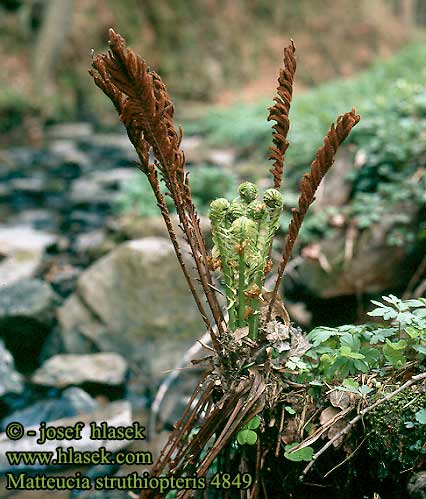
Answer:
209 182 283 339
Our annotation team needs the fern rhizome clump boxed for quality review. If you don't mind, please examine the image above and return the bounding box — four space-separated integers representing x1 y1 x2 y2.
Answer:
90 30 425 499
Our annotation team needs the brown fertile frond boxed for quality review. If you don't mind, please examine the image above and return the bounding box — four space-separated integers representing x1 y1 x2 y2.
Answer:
268 109 360 317
89 29 225 343
268 40 296 190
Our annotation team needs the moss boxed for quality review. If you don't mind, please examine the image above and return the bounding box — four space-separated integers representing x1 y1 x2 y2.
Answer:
366 389 426 478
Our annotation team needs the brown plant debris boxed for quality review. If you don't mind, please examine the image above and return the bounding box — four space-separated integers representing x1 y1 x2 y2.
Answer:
268 40 296 190
267 108 360 318
89 28 225 353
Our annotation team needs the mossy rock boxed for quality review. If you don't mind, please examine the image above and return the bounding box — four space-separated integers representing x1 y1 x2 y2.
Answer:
365 388 426 478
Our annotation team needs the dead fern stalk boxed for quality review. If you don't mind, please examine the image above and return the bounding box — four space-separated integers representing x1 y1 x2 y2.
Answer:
268 40 296 190
267 108 360 319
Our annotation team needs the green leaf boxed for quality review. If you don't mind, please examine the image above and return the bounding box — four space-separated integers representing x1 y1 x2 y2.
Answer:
404 299 426 308
383 343 406 365
382 294 400 306
237 429 258 445
285 406 296 415
284 443 314 462
405 326 420 339
369 327 398 344
307 327 338 347
342 378 359 389
246 416 261 430
413 344 426 355
415 409 426 425
339 346 365 359
385 339 407 350
353 359 369 372
358 385 373 396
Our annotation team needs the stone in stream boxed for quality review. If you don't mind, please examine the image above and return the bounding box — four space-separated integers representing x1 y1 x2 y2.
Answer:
46 122 94 140
0 339 24 398
0 400 132 473
0 279 58 371
57 237 205 383
1 387 98 430
0 225 57 286
31 353 128 388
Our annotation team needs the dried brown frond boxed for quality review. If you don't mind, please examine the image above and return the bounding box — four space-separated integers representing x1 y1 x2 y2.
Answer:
140 369 266 499
268 41 296 190
89 29 225 345
268 109 360 317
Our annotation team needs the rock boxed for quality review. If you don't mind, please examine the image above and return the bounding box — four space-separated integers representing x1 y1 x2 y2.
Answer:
408 472 426 499
10 177 46 195
0 279 57 371
180 135 237 167
0 339 24 398
80 133 136 159
49 139 90 169
70 178 114 206
57 294 109 353
70 168 136 206
296 206 419 298
206 148 237 167
0 252 41 288
32 353 128 388
95 168 137 188
44 263 81 297
1 387 99 430
181 135 204 164
68 210 106 232
0 224 56 251
58 238 204 381
8 209 59 232
0 225 57 286
0 400 132 472
0 279 56 330
39 326 65 362
74 229 113 260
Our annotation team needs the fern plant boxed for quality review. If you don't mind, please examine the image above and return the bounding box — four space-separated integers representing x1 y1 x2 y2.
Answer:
90 29 361 499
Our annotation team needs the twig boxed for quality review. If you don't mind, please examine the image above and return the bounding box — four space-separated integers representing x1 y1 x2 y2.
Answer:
323 437 366 478
403 253 426 298
149 329 212 437
300 372 426 478
275 406 285 457
414 278 426 299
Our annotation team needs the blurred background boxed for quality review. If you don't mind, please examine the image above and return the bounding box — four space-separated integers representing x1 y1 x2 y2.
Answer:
0 1 425 497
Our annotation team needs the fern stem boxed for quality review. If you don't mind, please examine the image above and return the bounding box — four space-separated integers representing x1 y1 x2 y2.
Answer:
238 244 246 328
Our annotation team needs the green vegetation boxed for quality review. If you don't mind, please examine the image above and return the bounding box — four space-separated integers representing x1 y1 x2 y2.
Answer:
192 43 426 247
290 296 426 382
367 390 426 477
116 165 237 217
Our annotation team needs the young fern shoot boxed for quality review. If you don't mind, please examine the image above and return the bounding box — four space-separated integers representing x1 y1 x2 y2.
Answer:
208 183 283 339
